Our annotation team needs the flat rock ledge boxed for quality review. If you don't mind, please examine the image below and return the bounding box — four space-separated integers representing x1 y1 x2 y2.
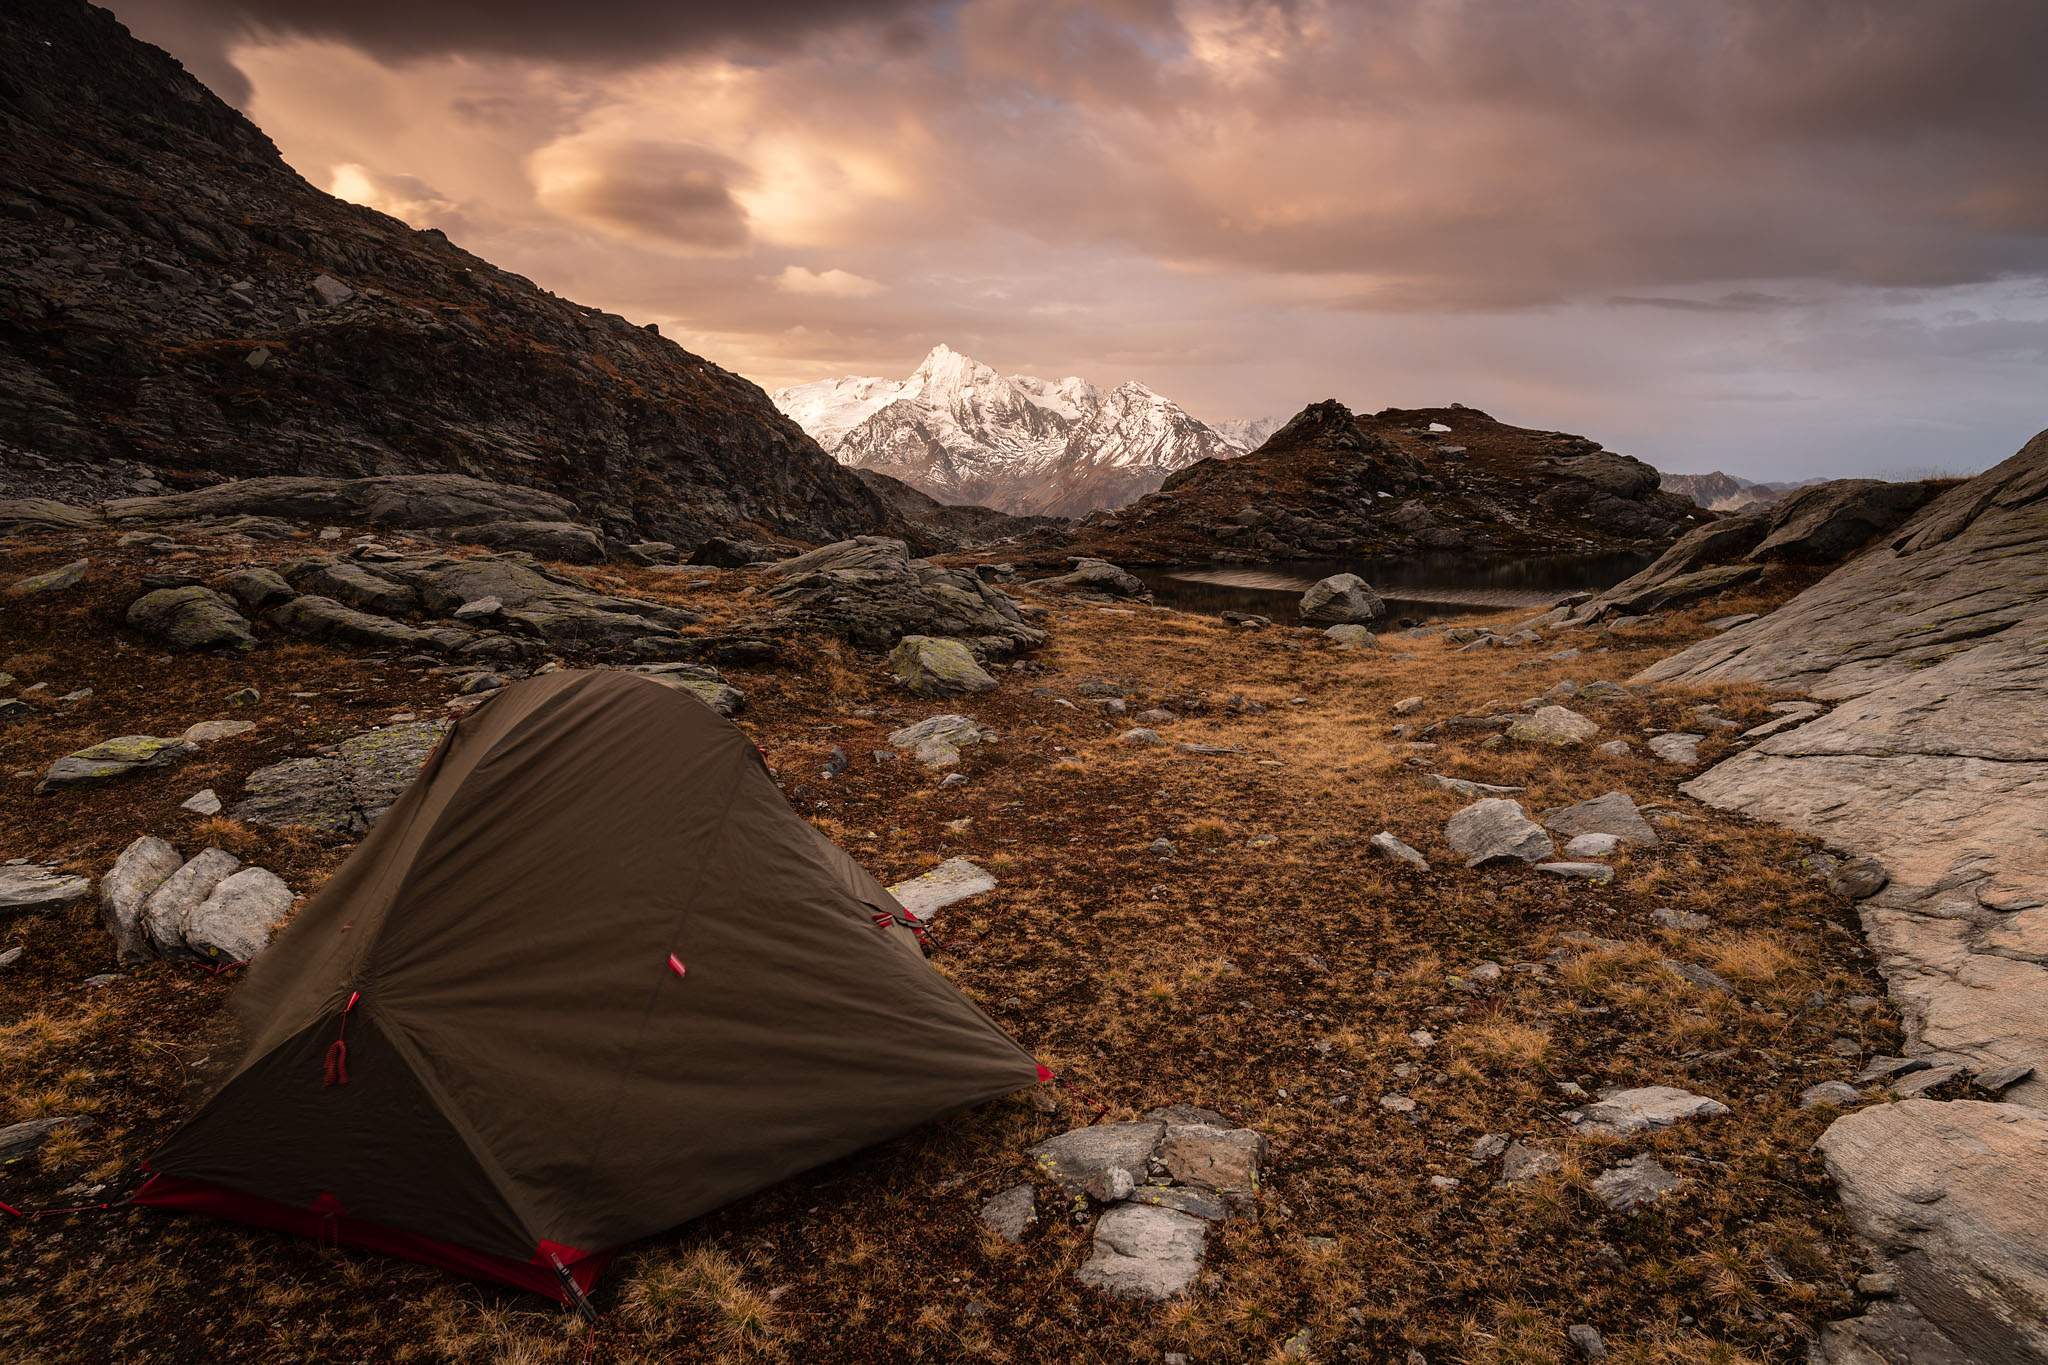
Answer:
994 1109 1268 1301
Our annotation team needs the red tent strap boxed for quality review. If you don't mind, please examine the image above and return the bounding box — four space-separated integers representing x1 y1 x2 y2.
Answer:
0 1173 145 1221
323 990 360 1088
1036 1065 1110 1125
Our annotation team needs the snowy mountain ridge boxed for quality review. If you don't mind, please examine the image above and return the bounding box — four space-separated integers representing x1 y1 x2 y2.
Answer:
772 344 1273 516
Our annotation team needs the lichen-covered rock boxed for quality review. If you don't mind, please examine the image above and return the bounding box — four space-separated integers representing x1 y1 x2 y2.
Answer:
1508 705 1598 747
264 595 446 652
885 858 996 925
234 721 446 836
888 635 997 696
1323 624 1378 649
450 519 606 563
125 586 254 651
762 538 1045 655
39 734 193 790
282 558 419 617
9 558 88 595
99 835 183 961
219 567 295 612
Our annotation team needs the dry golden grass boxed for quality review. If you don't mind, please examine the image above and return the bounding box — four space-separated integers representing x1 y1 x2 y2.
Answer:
0 526 1894 1362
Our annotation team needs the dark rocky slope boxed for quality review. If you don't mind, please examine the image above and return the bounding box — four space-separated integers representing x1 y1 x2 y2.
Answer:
0 0 898 551
1041 401 1706 567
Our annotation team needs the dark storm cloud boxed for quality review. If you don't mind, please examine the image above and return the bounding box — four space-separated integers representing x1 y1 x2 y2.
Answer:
532 141 754 253
120 0 940 69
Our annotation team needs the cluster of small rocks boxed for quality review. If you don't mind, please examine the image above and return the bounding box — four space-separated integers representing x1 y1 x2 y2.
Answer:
980 1107 1267 1300
101 834 293 964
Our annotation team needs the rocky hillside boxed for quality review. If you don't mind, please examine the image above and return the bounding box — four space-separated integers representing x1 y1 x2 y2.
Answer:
0 0 898 552
1046 400 1708 566
774 345 1246 517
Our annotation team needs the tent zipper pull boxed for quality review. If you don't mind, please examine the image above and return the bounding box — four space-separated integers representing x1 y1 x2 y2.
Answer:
323 990 360 1088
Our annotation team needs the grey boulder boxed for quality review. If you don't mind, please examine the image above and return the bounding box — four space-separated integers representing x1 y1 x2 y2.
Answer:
125 586 255 651
1299 573 1384 625
1445 798 1556 866
140 847 241 956
100 835 183 961
1075 1203 1208 1300
1540 791 1660 849
0 864 91 914
888 635 997 697
183 866 292 963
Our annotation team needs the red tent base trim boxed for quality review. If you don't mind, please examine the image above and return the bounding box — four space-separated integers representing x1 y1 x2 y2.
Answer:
134 1173 610 1302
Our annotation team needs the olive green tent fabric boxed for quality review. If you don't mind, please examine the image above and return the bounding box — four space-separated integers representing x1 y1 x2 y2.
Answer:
149 669 1041 1264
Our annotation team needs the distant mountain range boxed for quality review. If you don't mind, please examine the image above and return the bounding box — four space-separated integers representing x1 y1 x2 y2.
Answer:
1659 470 1821 511
773 346 1281 517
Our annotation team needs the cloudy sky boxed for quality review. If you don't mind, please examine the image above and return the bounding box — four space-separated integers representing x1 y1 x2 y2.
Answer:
116 0 2048 480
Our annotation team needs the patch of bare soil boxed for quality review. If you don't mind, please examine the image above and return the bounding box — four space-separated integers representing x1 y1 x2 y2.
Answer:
0 529 1895 1363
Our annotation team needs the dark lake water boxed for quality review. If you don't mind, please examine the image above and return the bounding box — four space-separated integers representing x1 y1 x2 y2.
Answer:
1135 551 1656 625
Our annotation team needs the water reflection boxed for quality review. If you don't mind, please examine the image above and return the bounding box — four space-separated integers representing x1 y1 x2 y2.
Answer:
1136 551 1654 625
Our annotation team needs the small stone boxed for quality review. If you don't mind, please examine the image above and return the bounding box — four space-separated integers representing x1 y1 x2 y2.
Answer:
1974 1063 2034 1094
0 945 21 972
979 1184 1037 1243
1652 906 1711 932
1281 1328 1314 1359
1507 705 1599 747
1565 833 1622 858
0 864 92 914
1647 733 1703 766
1393 696 1424 715
1370 830 1431 871
1428 1175 1461 1192
1076 1203 1207 1300
1660 959 1734 994
1379 1094 1417 1114
181 719 256 745
1029 1122 1164 1202
885 858 996 925
39 734 193 790
8 558 89 595
226 687 260 706
1852 1056 1928 1085
1148 837 1177 859
1595 739 1633 758
1323 624 1378 649
1535 861 1615 883
1856 1271 1897 1297
1800 1081 1862 1109
1566 1324 1608 1361
1566 1085 1730 1136
180 788 223 816
1540 791 1660 849
1592 1155 1680 1211
1501 1142 1560 1183
1120 728 1165 746
1827 855 1889 901
1128 1184 1231 1221
1889 1064 1964 1097
1470 1133 1509 1161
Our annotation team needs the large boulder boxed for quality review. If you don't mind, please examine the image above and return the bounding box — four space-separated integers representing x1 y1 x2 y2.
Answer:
234 721 446 836
125 586 255 651
1299 573 1385 625
372 553 696 650
888 635 997 696
761 538 1045 656
0 497 100 534
9 558 89 595
265 595 447 652
1029 1121 1165 1202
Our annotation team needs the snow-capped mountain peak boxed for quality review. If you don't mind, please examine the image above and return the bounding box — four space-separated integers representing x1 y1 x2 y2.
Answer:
770 345 1246 517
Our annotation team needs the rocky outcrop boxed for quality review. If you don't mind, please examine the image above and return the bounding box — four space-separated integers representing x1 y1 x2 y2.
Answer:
760 538 1045 656
0 1 901 551
1548 475 1949 625
1638 430 2048 1362
234 721 447 837
1816 1101 2048 1363
1048 401 1706 567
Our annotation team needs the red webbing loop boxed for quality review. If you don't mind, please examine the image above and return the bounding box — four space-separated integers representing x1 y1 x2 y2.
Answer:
323 991 360 1088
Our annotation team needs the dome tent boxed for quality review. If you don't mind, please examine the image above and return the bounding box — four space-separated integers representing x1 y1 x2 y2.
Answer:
137 670 1044 1300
